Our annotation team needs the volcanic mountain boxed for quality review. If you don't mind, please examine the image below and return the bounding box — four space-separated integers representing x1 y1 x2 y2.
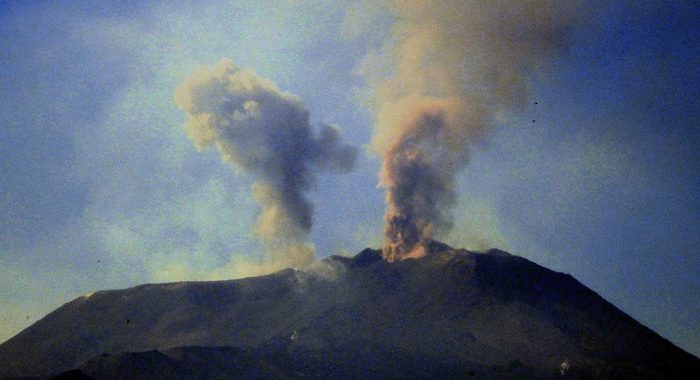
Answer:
0 242 697 379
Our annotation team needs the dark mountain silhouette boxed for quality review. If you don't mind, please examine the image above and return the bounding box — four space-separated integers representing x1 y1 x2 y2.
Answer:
1 242 698 379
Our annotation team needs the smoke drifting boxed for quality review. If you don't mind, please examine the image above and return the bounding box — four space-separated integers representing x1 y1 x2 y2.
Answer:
175 59 357 270
369 0 582 260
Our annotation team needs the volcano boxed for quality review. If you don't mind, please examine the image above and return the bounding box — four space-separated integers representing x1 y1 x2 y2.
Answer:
0 243 697 379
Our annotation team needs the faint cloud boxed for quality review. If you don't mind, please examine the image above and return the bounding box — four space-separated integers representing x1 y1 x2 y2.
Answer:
340 0 388 40
444 194 512 252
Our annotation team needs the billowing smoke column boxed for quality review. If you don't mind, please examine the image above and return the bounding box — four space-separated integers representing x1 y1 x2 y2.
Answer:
371 0 581 261
175 59 357 269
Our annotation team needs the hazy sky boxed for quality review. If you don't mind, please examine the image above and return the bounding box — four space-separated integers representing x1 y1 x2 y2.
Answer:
1 0 698 356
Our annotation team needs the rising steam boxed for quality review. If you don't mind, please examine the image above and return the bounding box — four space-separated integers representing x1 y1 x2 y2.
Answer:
367 0 582 260
175 59 357 271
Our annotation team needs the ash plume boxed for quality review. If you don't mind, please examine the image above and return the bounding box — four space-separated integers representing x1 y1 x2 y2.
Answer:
175 59 357 270
368 0 582 261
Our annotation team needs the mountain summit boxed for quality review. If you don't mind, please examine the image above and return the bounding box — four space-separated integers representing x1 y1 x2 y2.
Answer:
0 243 697 379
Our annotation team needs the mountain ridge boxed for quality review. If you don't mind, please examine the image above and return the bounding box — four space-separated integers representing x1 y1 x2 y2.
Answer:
1 243 698 379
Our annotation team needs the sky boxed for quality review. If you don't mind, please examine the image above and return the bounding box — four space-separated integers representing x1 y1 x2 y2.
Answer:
0 0 698 356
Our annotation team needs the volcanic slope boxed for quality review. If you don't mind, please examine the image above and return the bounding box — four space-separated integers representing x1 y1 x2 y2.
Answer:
0 243 698 379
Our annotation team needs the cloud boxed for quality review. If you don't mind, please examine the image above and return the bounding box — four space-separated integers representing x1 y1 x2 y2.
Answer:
445 195 512 252
358 0 583 260
175 59 358 268
340 0 388 40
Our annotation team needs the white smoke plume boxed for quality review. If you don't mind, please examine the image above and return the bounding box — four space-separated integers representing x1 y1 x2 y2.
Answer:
365 0 583 260
175 59 357 272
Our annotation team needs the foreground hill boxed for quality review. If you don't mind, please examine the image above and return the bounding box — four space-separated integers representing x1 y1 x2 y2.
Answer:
1 243 698 379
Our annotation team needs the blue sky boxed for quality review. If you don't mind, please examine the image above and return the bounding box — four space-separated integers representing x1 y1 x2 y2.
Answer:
0 0 698 356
